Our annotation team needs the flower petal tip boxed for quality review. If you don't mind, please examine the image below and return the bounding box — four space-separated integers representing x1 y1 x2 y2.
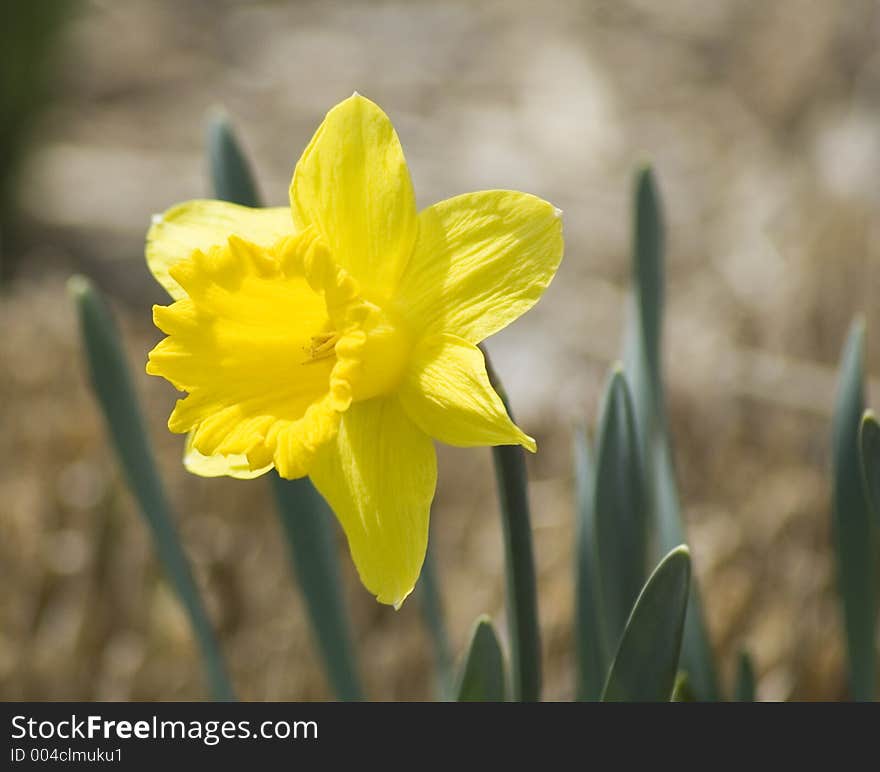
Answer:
375 582 415 610
553 206 563 219
390 588 414 611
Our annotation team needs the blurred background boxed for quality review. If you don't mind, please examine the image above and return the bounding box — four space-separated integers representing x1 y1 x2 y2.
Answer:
3 0 880 700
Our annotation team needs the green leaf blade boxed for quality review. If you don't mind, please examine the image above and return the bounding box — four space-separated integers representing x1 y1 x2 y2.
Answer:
734 650 756 702
271 476 363 701
623 164 719 700
70 276 234 701
831 319 877 701
633 164 664 396
671 671 696 702
602 545 691 703
858 410 880 528
573 428 606 701
206 109 261 208
456 616 507 702
593 367 647 658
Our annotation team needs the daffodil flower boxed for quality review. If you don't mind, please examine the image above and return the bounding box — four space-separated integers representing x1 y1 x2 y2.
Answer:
145 94 563 607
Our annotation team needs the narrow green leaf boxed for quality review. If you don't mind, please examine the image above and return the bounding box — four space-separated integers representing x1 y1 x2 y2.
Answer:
633 165 664 397
206 109 261 208
456 616 506 702
859 410 880 528
69 276 234 701
671 671 696 702
734 650 756 702
271 477 363 701
831 319 877 701
207 112 362 701
574 427 606 701
602 545 691 702
417 540 454 700
593 367 646 658
623 164 719 700
653 439 718 700
482 344 542 702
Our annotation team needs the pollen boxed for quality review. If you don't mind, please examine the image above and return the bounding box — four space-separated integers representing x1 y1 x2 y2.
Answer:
307 331 340 362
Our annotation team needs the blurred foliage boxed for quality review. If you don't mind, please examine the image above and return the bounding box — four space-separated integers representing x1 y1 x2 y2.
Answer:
832 321 877 700
455 616 506 702
1 0 76 275
623 167 719 700
734 651 756 702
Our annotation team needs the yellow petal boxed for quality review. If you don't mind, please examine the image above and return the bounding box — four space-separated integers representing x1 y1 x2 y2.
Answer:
395 190 564 343
147 199 292 299
399 333 536 452
290 94 417 302
147 232 344 478
309 397 436 608
183 432 273 479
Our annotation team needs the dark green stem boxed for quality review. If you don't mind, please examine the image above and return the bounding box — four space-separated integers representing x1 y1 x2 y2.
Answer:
481 344 541 702
271 476 363 701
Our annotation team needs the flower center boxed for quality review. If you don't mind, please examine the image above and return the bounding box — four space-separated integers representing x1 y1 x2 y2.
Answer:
276 229 415 412
307 331 340 362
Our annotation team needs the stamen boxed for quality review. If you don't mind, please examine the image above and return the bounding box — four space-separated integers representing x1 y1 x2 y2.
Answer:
305 331 340 363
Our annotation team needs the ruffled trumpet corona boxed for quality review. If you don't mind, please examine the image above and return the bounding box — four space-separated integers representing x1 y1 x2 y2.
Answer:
145 94 564 607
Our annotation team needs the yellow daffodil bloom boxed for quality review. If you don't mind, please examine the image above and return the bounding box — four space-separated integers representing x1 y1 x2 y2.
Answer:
145 94 563 607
